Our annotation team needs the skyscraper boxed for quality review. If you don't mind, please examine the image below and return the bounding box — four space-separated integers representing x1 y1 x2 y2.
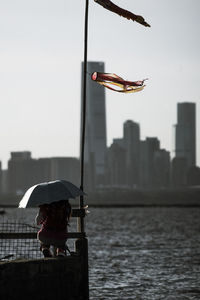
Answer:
81 61 107 188
175 102 196 167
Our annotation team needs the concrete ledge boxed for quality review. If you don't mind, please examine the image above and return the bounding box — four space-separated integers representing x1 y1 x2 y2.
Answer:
0 255 87 300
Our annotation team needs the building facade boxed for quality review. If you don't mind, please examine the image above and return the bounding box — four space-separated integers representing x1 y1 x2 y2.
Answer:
139 137 160 188
7 152 80 195
153 149 170 188
8 151 37 195
81 61 107 189
123 120 140 187
175 102 196 168
106 141 127 187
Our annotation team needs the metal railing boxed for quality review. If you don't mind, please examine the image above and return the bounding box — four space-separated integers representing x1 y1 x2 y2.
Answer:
0 209 86 261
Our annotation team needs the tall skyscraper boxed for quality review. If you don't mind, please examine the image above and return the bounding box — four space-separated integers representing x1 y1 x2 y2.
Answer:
81 61 107 188
175 102 196 167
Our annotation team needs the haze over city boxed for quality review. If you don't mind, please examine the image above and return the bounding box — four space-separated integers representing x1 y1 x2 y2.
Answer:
0 0 199 169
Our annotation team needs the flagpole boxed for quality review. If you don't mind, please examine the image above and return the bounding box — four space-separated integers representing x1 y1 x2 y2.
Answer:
79 0 89 233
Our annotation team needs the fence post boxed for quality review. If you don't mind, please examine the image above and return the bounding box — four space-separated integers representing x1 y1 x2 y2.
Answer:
75 238 89 300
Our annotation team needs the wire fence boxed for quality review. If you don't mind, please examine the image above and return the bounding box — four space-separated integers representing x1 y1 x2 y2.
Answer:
0 221 42 260
0 209 86 261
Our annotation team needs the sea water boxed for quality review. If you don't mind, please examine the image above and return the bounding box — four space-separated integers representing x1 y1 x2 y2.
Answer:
1 207 200 300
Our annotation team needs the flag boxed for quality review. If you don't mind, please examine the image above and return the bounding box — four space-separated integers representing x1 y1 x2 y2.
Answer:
94 0 150 27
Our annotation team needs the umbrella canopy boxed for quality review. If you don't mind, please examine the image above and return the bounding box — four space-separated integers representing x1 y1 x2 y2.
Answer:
19 180 86 208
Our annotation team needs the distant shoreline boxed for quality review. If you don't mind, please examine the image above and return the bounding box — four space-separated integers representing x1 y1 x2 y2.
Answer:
1 187 200 208
1 203 200 209
1 204 200 208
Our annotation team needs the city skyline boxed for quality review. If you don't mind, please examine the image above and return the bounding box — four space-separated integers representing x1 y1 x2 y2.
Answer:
1 99 198 195
0 98 198 193
1 100 198 170
0 0 199 169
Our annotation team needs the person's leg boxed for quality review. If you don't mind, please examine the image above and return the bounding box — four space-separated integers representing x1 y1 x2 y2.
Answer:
37 231 53 257
56 244 66 257
40 243 52 258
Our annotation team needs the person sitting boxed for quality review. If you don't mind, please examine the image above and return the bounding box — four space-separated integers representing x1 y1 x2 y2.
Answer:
35 199 71 257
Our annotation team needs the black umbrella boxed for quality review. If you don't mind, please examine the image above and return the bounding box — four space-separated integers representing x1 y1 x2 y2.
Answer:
19 180 86 208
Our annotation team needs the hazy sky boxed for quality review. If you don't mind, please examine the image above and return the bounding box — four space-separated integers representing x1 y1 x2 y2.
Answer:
0 0 200 169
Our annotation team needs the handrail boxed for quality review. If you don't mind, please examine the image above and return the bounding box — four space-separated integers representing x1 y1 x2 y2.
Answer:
0 209 87 240
0 232 86 239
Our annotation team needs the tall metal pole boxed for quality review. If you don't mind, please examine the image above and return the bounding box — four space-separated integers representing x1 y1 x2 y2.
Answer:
79 0 89 233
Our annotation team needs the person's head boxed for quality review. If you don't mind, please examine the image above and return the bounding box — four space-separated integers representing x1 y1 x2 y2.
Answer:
55 199 71 207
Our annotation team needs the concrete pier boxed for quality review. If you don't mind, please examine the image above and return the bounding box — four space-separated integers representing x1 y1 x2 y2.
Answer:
0 238 89 300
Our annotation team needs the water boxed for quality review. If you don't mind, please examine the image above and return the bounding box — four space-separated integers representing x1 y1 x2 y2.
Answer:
87 207 200 300
1 207 200 299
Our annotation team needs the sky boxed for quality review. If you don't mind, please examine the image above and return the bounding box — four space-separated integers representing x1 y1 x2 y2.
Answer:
0 0 200 169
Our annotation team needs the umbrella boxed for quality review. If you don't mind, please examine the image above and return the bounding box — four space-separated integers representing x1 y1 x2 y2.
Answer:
19 180 86 208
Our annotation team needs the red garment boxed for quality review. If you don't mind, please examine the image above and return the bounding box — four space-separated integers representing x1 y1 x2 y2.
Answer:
37 200 71 245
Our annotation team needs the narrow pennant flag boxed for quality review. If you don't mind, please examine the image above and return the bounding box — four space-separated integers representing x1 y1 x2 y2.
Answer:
94 0 150 27
91 72 147 93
